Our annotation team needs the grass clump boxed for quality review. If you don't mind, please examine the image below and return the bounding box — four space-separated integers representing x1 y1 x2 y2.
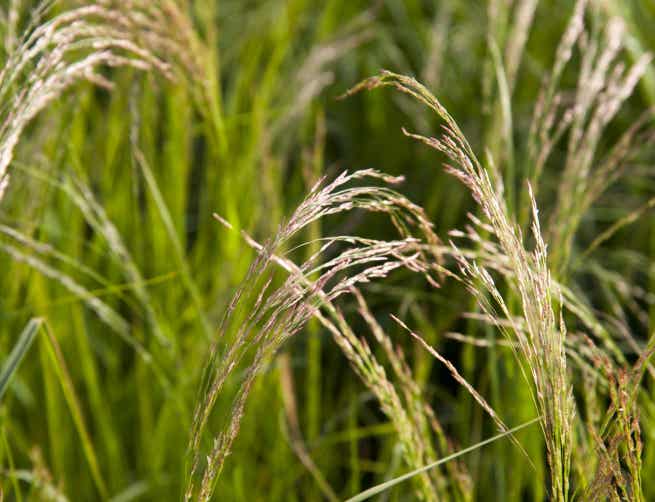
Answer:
1 0 655 501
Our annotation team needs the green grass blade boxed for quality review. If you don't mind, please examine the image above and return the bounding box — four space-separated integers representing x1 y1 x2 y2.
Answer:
133 147 212 339
345 416 542 502
0 318 42 401
42 323 108 499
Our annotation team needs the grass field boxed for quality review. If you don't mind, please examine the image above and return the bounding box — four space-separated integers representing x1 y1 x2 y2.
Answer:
1 0 655 500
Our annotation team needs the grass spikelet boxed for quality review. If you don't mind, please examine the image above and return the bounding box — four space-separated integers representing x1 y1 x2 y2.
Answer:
185 170 442 501
347 70 575 500
0 0 186 204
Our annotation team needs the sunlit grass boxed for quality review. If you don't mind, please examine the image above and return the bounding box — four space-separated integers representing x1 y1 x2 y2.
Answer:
1 1 654 500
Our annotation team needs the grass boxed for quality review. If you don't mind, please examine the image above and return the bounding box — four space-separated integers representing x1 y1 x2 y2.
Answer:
1 0 655 500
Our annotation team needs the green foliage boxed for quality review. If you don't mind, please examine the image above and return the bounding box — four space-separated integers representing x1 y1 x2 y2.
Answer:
1 0 654 501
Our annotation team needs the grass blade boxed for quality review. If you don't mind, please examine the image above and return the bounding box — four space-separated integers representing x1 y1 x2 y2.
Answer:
345 416 542 502
0 317 42 401
41 322 108 499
